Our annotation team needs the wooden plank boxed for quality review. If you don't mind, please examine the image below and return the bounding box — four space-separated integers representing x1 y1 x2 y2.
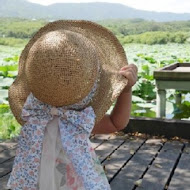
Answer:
90 134 111 149
0 140 18 153
0 147 17 164
95 138 125 163
125 117 190 139
168 144 190 190
102 138 145 181
0 134 109 165
0 157 14 178
0 134 110 174
0 134 108 152
0 173 10 190
154 63 190 80
0 134 111 189
156 81 190 90
110 139 163 190
1 137 188 190
91 134 111 141
135 141 183 190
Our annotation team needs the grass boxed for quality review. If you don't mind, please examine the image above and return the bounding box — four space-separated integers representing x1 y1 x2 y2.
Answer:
0 105 21 140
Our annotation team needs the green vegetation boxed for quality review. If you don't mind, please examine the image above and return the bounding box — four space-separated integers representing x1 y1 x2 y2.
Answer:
0 37 28 47
1 18 190 47
1 18 190 140
99 19 190 35
1 43 190 139
0 104 21 140
125 44 190 119
0 50 20 140
119 31 189 45
0 18 46 39
100 19 190 45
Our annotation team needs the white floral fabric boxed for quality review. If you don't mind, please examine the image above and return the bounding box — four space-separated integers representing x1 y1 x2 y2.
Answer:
7 81 111 190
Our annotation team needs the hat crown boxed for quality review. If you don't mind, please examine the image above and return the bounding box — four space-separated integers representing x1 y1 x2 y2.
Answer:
25 29 100 106
8 20 127 125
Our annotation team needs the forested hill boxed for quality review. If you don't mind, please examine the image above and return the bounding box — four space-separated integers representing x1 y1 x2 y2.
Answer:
1 0 190 22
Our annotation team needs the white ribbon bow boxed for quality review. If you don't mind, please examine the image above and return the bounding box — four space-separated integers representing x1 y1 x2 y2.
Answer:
7 93 111 190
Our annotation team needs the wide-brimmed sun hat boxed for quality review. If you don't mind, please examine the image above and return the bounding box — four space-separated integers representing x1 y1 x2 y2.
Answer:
8 20 128 125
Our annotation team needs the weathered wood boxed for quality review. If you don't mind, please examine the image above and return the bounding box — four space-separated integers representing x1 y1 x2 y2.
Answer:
110 139 163 190
102 138 145 181
0 147 17 164
154 63 190 81
125 117 190 139
95 138 125 163
91 134 111 141
168 144 190 190
156 89 166 117
135 141 183 190
0 135 190 190
0 140 18 153
90 134 111 149
0 157 14 178
154 62 190 118
156 80 190 90
0 173 10 190
162 63 179 70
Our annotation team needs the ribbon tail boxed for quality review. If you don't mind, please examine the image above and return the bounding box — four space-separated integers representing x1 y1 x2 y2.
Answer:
59 121 111 190
7 121 47 190
38 117 60 190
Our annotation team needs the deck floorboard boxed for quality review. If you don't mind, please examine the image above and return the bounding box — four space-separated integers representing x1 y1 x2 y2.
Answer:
0 134 189 190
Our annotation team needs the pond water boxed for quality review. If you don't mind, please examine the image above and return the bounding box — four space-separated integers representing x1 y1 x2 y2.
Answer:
1 43 190 139
1 43 190 120
124 43 190 120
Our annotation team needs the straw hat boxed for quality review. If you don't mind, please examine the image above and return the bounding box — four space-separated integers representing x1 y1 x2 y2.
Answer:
8 20 128 125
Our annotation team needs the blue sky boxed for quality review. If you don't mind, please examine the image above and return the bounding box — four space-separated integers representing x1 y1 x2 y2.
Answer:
28 0 190 13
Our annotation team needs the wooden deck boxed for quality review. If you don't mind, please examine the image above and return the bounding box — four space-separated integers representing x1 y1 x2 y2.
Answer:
0 133 190 190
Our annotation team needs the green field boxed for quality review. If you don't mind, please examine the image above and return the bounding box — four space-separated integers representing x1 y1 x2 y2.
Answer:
125 43 190 119
1 43 190 140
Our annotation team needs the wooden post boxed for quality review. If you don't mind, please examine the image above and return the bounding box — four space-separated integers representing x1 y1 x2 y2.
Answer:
156 89 166 118
175 92 182 106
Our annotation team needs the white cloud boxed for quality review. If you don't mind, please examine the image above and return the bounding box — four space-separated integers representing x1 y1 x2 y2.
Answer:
27 0 190 13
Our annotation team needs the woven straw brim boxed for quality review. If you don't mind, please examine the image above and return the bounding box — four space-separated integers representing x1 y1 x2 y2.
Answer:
9 20 128 125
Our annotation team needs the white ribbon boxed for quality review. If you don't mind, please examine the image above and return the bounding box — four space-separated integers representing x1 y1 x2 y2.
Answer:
7 89 111 190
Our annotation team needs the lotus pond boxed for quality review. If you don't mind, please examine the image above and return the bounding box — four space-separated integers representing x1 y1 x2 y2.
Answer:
1 43 190 139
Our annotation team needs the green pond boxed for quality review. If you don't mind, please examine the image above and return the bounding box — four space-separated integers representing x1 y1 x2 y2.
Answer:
1 43 190 139
124 43 190 120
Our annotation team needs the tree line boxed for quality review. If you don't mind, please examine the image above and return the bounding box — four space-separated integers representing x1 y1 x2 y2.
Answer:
0 18 190 46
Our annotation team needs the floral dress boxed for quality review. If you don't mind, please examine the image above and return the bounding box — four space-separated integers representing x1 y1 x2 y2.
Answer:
38 116 109 190
7 92 111 190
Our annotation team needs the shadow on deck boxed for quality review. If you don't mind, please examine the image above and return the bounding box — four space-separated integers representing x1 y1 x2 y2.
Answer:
0 129 190 190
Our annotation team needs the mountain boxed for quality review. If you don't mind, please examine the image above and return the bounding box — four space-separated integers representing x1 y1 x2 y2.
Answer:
1 0 190 21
